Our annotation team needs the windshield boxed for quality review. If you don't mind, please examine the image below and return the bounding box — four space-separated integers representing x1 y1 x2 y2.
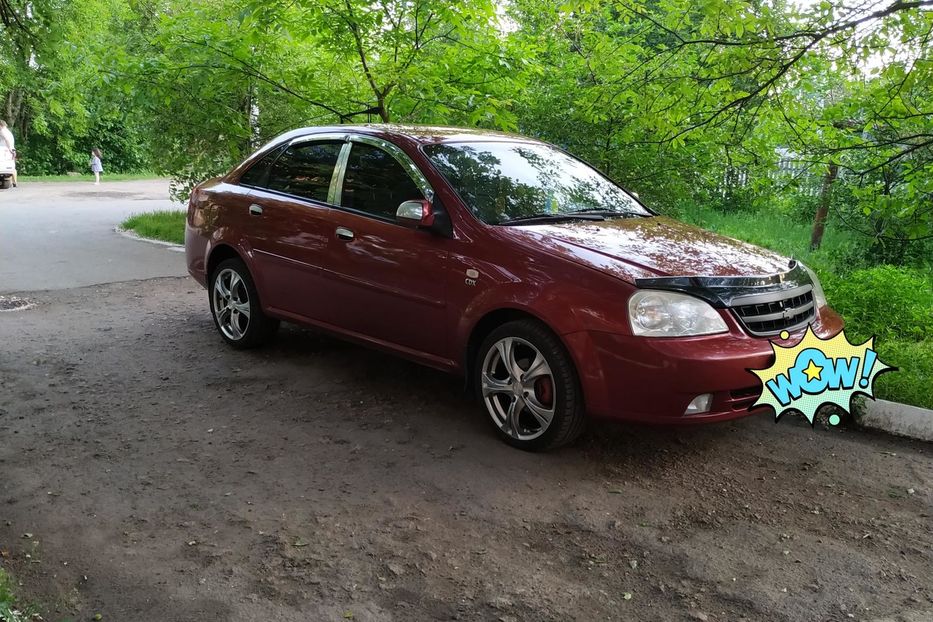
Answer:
423 141 649 225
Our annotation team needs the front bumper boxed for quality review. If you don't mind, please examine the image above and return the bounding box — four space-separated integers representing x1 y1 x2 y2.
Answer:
563 307 844 424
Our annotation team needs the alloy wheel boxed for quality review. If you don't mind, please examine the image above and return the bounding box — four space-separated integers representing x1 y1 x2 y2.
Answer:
481 336 556 441
212 268 251 341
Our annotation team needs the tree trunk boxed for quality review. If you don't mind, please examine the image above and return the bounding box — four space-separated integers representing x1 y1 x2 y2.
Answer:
810 162 838 251
376 105 389 122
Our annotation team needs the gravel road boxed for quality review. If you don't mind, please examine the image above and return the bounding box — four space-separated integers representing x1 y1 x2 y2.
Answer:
0 277 931 622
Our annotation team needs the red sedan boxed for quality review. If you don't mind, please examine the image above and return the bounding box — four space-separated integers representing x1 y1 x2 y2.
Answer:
185 125 843 451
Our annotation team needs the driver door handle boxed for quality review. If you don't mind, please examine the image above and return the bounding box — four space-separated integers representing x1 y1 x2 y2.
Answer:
249 204 263 216
336 227 354 241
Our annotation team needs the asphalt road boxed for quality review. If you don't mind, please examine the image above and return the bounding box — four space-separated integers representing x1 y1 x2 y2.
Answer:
0 179 187 293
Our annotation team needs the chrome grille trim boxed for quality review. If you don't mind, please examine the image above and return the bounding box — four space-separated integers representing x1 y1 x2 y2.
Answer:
745 300 814 323
729 285 815 336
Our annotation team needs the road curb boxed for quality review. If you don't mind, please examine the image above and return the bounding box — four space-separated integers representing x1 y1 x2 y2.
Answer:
858 398 933 442
115 227 185 252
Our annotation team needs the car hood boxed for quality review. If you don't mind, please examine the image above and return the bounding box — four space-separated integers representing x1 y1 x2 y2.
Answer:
506 216 794 282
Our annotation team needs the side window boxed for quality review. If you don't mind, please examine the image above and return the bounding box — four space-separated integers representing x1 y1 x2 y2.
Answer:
266 140 343 203
340 143 423 219
238 144 286 188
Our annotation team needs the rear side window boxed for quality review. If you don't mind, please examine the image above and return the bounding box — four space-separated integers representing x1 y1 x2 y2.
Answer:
340 143 423 219
266 141 343 203
238 144 286 188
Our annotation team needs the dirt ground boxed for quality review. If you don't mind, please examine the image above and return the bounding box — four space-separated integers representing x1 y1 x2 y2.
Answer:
0 277 931 622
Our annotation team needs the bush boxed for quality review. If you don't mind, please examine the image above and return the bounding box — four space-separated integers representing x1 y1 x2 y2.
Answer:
823 265 933 343
872 340 933 409
771 192 819 224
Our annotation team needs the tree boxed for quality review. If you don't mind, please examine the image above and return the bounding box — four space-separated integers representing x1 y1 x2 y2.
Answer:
0 0 151 174
123 0 517 195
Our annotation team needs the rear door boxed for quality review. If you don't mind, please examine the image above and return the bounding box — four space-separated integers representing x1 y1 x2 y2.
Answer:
239 136 345 321
324 136 450 359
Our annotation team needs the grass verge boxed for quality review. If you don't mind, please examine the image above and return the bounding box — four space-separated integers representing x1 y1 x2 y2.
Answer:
121 210 186 245
20 172 163 183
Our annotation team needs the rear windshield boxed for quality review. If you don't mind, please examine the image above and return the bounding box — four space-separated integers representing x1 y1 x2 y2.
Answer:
423 141 648 224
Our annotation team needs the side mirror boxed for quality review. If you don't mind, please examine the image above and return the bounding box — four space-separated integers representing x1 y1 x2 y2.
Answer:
396 199 436 228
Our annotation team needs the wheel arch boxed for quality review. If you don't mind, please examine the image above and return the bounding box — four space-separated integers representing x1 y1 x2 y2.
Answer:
464 307 574 391
206 243 244 281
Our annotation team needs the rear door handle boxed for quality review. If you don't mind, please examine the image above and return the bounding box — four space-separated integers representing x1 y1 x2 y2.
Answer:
249 203 263 216
335 227 354 241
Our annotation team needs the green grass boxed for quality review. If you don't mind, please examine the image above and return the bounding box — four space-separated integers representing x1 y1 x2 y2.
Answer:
0 567 33 622
121 210 186 245
678 204 860 275
20 172 163 183
873 340 933 408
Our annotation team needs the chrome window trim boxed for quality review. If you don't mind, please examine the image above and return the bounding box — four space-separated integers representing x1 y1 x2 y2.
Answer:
329 141 352 205
247 134 348 206
346 134 435 202
288 132 349 146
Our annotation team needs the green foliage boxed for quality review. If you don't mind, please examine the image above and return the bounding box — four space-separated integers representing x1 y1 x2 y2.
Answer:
121 210 186 245
4 0 933 226
822 266 933 343
125 0 518 199
678 203 859 274
0 0 153 175
871 340 933 409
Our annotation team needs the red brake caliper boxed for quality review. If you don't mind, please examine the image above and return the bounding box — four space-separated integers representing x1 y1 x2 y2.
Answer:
534 377 554 407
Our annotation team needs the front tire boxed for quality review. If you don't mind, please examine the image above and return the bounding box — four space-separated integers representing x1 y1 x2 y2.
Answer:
475 320 586 451
209 258 279 349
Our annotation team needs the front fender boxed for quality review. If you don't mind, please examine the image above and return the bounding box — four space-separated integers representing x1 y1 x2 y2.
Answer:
449 251 637 372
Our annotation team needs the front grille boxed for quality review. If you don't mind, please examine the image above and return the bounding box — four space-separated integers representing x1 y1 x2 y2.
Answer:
730 285 815 336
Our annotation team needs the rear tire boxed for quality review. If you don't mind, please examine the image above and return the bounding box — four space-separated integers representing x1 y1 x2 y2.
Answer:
209 258 279 349
475 319 586 451
0 178 11 190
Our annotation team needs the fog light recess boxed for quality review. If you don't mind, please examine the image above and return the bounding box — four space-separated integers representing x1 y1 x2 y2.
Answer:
684 393 713 415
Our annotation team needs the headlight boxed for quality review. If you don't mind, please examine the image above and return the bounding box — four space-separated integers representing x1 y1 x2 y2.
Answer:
800 263 827 309
628 290 728 337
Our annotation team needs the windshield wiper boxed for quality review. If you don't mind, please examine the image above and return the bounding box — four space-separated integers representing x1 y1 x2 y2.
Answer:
568 208 645 219
498 212 606 225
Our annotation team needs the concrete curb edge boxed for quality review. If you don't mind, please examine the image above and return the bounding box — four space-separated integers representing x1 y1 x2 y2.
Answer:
115 227 185 252
858 398 933 442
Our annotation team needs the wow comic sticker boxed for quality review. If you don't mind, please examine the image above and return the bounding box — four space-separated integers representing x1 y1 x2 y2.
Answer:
749 326 895 425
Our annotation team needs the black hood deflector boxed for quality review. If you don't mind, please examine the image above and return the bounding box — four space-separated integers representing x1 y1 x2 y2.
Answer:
634 261 813 308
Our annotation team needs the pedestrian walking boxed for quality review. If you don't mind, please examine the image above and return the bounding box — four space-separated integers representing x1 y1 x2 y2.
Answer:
0 120 18 188
90 148 103 185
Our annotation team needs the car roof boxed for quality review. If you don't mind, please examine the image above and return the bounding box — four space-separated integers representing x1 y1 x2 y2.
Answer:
278 124 545 146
